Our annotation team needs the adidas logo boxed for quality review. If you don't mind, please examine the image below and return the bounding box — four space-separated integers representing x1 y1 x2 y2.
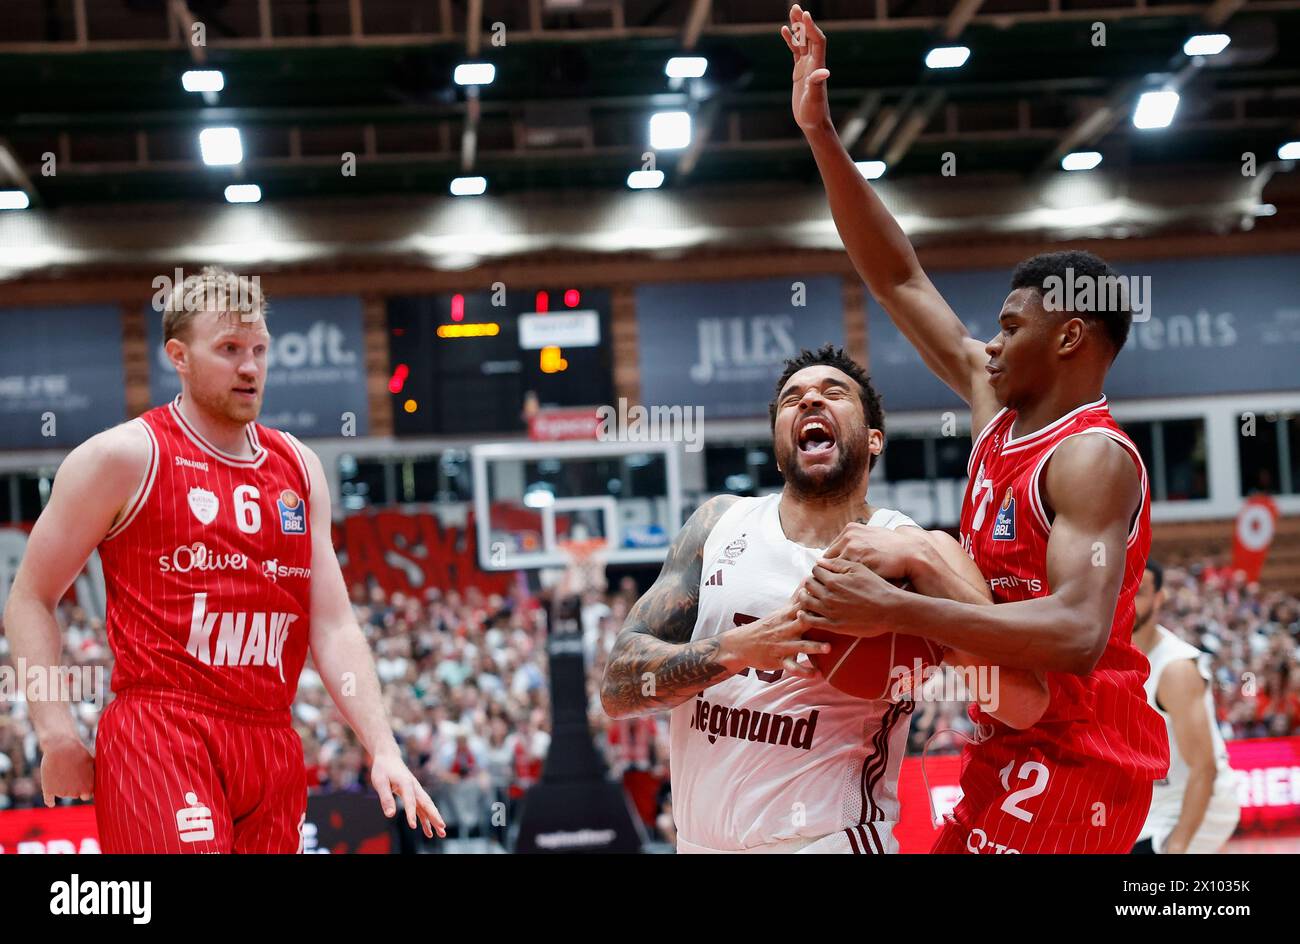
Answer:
706 570 723 586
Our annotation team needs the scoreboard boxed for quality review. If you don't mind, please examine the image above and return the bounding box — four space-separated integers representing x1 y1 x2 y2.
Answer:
387 287 613 436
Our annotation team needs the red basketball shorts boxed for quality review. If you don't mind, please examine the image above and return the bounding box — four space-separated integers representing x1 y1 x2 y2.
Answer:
930 742 1155 854
93 691 306 853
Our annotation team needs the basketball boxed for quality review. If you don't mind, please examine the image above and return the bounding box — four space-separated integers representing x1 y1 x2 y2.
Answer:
806 581 945 701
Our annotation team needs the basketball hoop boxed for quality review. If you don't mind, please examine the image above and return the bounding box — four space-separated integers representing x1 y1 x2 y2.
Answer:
555 537 609 598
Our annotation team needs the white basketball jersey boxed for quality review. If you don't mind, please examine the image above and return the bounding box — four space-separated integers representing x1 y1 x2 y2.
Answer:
1137 625 1238 846
669 494 919 853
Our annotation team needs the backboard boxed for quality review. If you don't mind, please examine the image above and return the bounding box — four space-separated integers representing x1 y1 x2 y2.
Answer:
471 440 682 570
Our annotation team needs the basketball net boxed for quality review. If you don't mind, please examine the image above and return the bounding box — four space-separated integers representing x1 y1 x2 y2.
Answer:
554 538 609 598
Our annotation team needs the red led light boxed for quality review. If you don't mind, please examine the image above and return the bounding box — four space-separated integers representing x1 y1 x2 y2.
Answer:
451 294 465 322
564 289 580 308
535 291 549 313
388 363 410 394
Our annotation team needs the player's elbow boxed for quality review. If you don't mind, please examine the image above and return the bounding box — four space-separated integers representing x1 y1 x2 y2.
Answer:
598 670 628 720
1063 618 1110 675
600 665 653 721
3 576 48 627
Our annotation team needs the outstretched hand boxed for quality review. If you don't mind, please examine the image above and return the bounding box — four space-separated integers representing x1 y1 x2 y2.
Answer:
370 747 446 839
781 4 832 132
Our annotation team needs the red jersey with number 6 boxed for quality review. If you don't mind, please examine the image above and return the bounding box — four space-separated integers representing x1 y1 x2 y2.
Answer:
96 395 314 718
959 396 1167 779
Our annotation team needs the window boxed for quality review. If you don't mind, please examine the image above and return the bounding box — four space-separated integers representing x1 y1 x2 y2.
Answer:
704 445 751 495
438 450 474 503
749 445 785 490
1162 420 1209 501
400 457 441 504
16 473 52 521
524 457 624 499
1238 412 1297 496
339 456 391 510
883 437 926 483
882 434 970 483
704 441 789 495
1119 418 1208 502
1289 417 1300 494
934 436 971 479
1238 413 1282 495
624 453 667 498
1124 421 1156 480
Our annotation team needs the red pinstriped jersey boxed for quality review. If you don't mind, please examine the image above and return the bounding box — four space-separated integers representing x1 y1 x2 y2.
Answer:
959 396 1168 779
96 396 314 717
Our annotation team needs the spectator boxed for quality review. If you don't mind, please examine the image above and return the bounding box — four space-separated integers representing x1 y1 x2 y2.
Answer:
1 557 1296 845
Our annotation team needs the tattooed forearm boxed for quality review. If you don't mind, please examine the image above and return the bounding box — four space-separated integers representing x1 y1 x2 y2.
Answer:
600 494 740 718
601 634 729 718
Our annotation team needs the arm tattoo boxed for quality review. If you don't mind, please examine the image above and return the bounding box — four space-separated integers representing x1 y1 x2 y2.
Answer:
600 495 740 718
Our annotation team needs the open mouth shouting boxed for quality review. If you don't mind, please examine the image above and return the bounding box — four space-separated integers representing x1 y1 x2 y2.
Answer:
796 414 838 460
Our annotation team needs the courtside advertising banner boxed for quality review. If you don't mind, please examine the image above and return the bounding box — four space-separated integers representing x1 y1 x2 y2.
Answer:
894 735 1300 852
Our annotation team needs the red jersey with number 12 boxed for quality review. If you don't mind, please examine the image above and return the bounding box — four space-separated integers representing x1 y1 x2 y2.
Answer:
96 396 314 719
959 396 1167 779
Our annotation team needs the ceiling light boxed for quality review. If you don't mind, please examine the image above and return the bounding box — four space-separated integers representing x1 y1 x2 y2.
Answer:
199 127 243 165
650 111 692 150
1132 90 1179 130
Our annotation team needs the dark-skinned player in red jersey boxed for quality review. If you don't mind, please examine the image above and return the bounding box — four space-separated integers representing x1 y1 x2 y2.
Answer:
780 6 1169 853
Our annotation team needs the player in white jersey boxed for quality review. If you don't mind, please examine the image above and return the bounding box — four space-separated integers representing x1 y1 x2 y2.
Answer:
601 345 1048 853
1131 561 1240 854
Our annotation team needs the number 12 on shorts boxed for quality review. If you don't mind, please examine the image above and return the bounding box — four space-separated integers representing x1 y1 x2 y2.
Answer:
999 759 1050 823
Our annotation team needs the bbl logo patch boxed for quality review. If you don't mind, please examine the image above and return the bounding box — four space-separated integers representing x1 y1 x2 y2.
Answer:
992 487 1017 542
277 488 306 535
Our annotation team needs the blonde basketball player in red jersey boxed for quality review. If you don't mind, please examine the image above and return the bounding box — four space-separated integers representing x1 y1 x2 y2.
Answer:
4 268 444 852
784 6 1168 853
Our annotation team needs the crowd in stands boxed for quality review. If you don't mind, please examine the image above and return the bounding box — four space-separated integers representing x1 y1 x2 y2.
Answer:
1 558 1297 850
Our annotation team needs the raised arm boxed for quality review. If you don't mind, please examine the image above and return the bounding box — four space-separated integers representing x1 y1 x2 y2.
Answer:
600 495 830 719
783 5 997 430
